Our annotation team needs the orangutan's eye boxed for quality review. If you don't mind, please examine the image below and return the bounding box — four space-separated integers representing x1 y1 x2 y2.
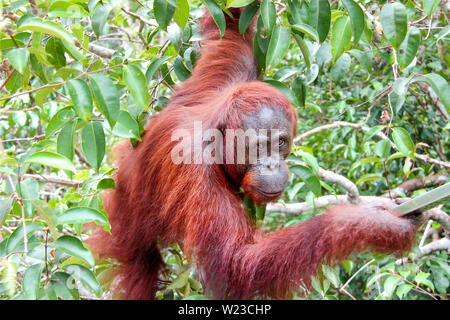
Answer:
278 137 286 147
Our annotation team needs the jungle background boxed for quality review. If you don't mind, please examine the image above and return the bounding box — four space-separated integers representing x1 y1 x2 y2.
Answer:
0 0 449 300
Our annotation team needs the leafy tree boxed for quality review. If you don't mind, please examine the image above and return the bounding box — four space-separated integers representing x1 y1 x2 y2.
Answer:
0 0 448 300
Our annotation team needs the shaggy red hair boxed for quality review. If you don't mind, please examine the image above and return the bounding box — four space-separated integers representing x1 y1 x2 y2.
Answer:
87 8 418 299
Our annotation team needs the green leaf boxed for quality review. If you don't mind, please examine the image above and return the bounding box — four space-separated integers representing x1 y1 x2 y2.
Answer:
203 0 226 38
65 79 93 122
309 0 331 42
45 37 66 68
292 75 306 107
322 265 340 288
35 86 54 107
331 15 352 63
30 199 59 237
97 178 115 190
392 77 410 98
349 49 372 73
2 259 17 297
0 198 12 226
293 33 311 69
112 110 141 140
54 235 95 266
167 269 190 290
414 272 433 289
356 174 384 185
58 206 109 227
423 0 441 17
173 0 189 30
253 33 267 69
17 18 74 44
46 107 75 138
387 152 406 162
243 195 257 221
228 0 254 7
396 283 413 299
266 25 291 68
265 80 296 105
146 56 171 81
92 4 112 37
361 157 382 165
154 0 175 31
411 73 450 111
160 63 175 86
380 2 407 50
398 27 420 69
290 165 321 196
51 272 78 299
255 203 266 221
298 150 319 174
62 40 85 61
6 223 42 254
57 121 77 161
372 138 391 161
363 125 385 142
173 57 191 81
123 64 150 109
383 276 401 297
290 23 319 42
6 47 29 74
261 0 276 32
64 264 101 297
436 25 450 42
342 0 365 44
24 151 76 172
392 127 415 159
49 1 89 18
89 74 120 128
23 263 44 300
239 1 259 34
81 121 105 171
391 76 411 113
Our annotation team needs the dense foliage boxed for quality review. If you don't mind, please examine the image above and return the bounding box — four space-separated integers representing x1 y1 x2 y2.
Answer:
0 0 449 300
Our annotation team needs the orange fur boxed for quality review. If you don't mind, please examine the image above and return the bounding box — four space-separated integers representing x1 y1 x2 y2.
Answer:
87 8 419 299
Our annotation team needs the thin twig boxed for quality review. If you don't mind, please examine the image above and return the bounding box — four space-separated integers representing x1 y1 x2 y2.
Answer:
0 67 16 91
28 0 39 16
16 166 28 253
419 220 433 248
22 174 82 187
1 134 45 143
121 8 157 27
44 227 49 284
340 259 375 293
0 61 133 103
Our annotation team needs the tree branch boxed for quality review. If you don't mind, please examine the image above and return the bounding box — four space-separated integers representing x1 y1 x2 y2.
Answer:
266 195 395 215
384 174 448 198
28 0 39 16
1 134 45 143
294 121 450 169
268 198 449 233
318 167 360 203
121 8 158 27
87 43 115 59
418 237 450 257
22 174 82 187
424 207 450 231
75 147 91 167
287 159 360 203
